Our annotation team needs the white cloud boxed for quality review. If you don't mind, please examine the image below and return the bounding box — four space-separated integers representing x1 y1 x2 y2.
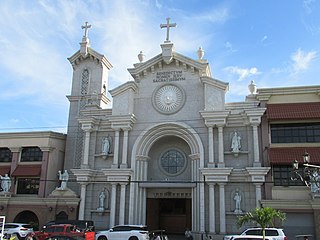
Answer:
291 48 317 73
224 66 260 81
224 41 236 52
303 0 315 14
261 35 268 43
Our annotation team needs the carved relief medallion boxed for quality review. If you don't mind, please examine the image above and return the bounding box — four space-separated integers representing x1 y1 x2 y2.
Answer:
152 84 185 114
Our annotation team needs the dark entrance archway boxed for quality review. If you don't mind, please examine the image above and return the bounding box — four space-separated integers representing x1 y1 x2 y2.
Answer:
147 198 191 234
14 210 39 230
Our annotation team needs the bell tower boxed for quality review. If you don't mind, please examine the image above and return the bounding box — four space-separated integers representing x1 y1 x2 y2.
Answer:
64 22 113 170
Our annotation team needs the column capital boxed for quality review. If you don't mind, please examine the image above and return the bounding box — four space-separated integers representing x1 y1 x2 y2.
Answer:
8 147 21 152
189 153 200 161
245 108 266 125
79 117 98 131
109 114 136 130
39 146 55 152
246 167 270 182
200 111 229 127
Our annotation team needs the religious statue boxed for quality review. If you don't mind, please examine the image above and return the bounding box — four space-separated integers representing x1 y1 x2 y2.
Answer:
57 170 69 190
102 135 112 155
234 192 242 214
97 190 106 211
231 131 241 154
0 174 11 192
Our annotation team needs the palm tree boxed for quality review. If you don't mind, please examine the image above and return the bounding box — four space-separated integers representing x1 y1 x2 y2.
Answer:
237 207 286 240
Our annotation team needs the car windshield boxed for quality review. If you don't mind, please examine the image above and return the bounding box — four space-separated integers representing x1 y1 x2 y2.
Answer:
245 229 279 236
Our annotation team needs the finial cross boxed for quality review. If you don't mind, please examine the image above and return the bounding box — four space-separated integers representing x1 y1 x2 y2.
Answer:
160 17 177 42
81 21 92 38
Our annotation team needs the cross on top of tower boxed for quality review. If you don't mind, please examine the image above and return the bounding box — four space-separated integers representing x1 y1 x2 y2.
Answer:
160 17 177 42
81 21 91 39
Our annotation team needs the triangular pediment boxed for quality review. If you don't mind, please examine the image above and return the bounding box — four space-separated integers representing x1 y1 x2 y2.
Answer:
68 47 113 70
128 51 212 82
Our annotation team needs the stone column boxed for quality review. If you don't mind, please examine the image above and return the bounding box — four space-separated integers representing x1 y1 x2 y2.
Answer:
219 183 226 234
9 147 20 193
120 129 129 168
9 147 20 172
141 159 148 224
119 183 127 225
110 183 117 228
81 123 94 166
254 183 262 208
112 130 120 168
208 183 216 233
252 124 260 165
38 148 51 197
208 126 215 168
79 183 87 220
217 125 225 167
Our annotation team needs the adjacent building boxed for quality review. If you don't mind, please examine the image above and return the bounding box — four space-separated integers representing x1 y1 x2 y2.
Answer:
257 86 320 240
0 131 79 229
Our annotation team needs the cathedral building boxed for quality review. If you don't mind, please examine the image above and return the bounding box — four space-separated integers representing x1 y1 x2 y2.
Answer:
64 19 270 236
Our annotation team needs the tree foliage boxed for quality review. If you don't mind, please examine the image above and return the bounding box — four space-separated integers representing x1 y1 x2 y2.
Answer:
237 207 286 240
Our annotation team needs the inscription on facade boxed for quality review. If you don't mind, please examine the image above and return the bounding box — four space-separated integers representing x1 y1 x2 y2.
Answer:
153 71 186 83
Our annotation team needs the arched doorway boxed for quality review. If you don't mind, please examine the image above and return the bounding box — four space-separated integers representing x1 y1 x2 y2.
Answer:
130 122 204 231
14 210 39 230
147 197 192 234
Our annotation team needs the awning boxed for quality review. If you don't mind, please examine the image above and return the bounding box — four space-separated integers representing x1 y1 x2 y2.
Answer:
0 166 11 176
269 147 320 164
266 102 320 120
11 165 42 176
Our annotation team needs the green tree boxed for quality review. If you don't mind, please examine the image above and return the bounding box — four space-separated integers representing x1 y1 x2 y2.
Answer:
237 207 286 240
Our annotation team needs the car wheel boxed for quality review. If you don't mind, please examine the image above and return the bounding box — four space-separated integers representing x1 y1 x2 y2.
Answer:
129 237 138 240
98 236 108 240
11 233 22 240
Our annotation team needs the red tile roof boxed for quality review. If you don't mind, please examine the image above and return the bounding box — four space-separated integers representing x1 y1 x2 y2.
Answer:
269 147 320 164
266 102 320 120
11 165 41 176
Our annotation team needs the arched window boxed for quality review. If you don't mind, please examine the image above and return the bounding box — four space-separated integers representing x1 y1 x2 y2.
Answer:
21 147 43 162
0 147 12 162
81 69 89 95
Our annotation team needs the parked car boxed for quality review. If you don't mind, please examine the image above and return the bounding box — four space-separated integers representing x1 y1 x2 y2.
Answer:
43 220 94 232
95 225 149 240
230 236 276 240
43 235 86 240
224 228 287 240
29 224 86 240
1 223 34 240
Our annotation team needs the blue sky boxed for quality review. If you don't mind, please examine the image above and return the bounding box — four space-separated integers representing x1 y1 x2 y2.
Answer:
0 0 319 133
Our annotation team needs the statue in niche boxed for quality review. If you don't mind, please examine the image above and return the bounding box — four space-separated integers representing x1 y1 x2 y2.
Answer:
0 174 11 192
231 131 241 155
97 190 106 211
234 191 242 214
97 189 109 210
102 135 112 156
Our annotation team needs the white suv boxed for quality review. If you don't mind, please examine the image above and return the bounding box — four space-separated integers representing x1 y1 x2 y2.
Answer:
95 225 149 240
224 228 287 240
2 223 34 239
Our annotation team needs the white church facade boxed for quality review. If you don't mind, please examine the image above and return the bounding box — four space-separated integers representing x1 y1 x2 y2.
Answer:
64 20 270 235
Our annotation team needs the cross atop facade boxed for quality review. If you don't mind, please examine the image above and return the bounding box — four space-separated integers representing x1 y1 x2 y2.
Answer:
160 18 177 42
81 21 92 38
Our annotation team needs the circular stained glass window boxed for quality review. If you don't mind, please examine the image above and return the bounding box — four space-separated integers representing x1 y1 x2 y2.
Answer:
160 149 186 175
